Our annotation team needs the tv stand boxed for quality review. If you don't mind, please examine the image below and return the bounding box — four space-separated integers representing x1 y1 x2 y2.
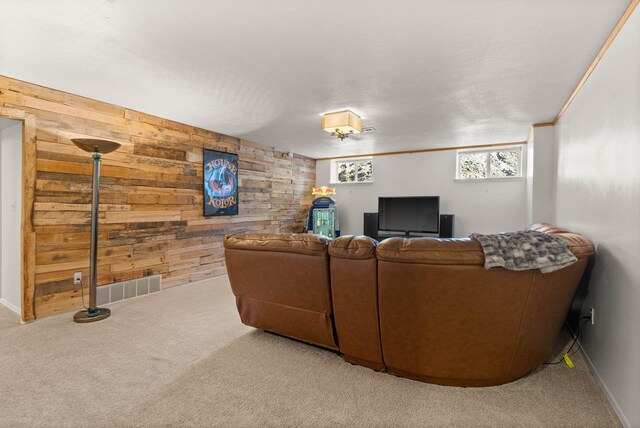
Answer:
378 231 438 240
363 213 455 240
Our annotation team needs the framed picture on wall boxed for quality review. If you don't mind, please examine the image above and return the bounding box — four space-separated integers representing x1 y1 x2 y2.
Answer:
203 149 239 216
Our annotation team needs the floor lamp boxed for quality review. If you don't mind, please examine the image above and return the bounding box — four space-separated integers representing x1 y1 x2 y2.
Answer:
72 138 121 323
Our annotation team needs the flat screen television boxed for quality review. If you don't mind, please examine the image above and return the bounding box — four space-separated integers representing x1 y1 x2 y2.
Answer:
378 196 440 234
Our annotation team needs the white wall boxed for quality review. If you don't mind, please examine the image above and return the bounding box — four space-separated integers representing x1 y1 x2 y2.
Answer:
316 149 527 237
0 121 23 314
526 125 556 225
553 7 640 427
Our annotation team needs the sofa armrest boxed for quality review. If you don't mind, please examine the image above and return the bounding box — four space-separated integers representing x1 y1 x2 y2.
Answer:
528 223 595 259
224 233 329 256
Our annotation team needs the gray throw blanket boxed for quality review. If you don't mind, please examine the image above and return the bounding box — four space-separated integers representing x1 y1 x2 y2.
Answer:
470 230 577 273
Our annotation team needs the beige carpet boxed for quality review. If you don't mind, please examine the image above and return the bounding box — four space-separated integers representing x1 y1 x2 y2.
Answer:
0 276 620 427
0 303 20 330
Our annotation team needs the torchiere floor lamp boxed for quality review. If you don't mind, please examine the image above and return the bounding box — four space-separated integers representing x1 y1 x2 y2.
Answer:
72 139 121 323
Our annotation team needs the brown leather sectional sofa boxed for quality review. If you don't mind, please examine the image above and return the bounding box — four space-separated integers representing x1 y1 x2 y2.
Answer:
224 224 594 387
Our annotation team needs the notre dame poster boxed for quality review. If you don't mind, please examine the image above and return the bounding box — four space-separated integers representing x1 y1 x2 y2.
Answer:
203 149 239 216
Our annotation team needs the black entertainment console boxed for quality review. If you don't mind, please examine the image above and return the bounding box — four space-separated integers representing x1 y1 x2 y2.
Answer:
364 212 455 240
364 196 454 241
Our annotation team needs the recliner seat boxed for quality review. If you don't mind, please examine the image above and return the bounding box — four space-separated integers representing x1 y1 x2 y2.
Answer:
224 233 338 350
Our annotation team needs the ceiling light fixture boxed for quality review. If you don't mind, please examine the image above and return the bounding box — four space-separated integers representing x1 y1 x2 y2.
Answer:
321 109 363 141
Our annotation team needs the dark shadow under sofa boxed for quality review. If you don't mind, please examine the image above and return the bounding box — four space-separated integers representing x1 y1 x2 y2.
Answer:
223 224 594 387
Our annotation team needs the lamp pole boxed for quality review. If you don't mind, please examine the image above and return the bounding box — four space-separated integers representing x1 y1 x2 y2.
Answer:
71 139 121 323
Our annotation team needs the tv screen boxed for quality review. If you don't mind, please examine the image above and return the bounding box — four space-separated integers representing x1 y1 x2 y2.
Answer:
378 196 440 234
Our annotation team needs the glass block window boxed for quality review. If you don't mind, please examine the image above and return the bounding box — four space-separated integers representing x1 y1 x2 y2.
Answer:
335 159 373 183
489 151 520 177
456 146 523 180
457 152 487 179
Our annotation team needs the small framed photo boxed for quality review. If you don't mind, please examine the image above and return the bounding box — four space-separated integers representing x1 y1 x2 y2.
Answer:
203 149 239 216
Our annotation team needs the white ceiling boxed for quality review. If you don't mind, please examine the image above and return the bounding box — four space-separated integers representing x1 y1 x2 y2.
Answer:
0 0 630 158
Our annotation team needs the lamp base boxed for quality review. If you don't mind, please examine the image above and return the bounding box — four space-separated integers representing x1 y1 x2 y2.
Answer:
73 307 111 323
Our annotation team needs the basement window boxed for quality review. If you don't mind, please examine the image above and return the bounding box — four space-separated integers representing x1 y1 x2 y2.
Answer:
456 146 523 180
331 159 373 183
332 158 374 183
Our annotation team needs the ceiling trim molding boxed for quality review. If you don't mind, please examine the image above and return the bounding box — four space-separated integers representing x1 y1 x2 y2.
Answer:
532 122 555 128
315 141 527 161
553 0 639 125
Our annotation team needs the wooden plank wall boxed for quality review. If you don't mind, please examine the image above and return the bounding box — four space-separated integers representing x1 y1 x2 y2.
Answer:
0 76 316 319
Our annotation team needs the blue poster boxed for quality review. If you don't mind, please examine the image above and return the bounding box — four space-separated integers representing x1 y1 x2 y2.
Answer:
203 149 238 216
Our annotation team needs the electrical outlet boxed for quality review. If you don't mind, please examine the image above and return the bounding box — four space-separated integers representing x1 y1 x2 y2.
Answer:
589 307 595 325
74 272 82 285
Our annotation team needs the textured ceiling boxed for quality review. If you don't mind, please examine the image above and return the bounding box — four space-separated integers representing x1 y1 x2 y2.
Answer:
0 0 630 158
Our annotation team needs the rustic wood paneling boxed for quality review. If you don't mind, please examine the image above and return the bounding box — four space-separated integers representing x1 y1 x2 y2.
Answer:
0 75 316 319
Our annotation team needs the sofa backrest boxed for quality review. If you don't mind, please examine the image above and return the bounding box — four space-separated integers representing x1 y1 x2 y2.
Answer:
506 224 595 377
329 236 384 371
375 226 595 386
528 223 595 260
224 233 338 350
223 225 595 386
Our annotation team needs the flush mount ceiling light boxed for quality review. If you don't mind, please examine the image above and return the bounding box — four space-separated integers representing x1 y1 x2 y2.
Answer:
321 109 363 141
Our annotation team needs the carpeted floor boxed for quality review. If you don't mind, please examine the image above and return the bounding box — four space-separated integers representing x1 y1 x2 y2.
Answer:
0 276 620 427
0 303 20 330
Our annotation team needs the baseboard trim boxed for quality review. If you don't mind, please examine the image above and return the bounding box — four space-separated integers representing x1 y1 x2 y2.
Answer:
580 346 631 427
24 274 230 323
0 298 20 314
